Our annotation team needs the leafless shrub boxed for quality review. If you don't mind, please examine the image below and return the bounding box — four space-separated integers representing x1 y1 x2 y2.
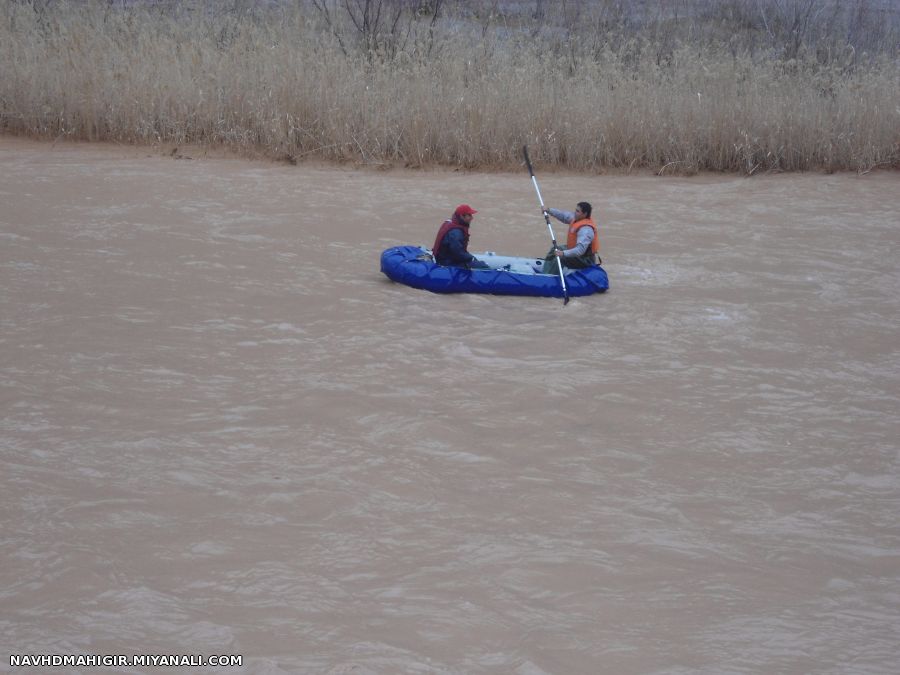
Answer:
311 0 444 62
1 0 897 173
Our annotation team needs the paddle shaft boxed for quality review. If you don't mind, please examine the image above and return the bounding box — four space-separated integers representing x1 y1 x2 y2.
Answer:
523 146 569 304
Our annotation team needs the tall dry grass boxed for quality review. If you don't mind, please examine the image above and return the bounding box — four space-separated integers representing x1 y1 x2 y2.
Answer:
1 0 898 173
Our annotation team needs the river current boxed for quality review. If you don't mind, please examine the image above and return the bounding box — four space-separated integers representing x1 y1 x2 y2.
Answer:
2 138 899 674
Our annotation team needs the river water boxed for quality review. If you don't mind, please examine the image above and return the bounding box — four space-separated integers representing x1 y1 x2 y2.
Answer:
2 138 899 674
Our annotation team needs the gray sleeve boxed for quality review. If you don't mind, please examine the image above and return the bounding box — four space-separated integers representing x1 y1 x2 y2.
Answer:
547 208 575 225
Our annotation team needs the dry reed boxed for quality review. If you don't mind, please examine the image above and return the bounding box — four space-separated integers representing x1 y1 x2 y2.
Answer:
1 0 898 174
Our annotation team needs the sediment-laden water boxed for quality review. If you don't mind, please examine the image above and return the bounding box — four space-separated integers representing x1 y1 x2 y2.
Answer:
2 138 898 674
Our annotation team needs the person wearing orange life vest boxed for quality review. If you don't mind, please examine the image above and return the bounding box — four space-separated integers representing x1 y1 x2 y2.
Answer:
541 201 600 276
432 204 489 269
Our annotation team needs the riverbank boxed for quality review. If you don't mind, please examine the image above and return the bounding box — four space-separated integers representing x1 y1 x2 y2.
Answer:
2 1 898 174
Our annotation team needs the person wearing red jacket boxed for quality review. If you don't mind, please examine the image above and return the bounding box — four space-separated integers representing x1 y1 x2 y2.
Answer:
432 204 489 269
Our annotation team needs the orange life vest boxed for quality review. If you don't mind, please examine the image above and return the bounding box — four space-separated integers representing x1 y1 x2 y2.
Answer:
567 218 599 255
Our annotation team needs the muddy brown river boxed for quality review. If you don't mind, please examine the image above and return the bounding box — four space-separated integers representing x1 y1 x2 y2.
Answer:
1 138 899 674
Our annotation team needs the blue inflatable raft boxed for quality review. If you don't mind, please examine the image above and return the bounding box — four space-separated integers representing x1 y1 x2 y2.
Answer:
380 246 608 298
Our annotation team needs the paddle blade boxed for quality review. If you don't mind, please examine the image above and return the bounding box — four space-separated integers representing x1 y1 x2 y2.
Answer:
523 145 534 176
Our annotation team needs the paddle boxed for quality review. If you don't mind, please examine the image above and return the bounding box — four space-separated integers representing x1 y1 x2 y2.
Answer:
523 145 569 304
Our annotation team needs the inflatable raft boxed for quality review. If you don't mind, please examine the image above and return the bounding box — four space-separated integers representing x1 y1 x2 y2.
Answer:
380 245 609 298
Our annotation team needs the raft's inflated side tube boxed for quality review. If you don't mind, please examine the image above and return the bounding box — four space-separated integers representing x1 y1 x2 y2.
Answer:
380 246 608 298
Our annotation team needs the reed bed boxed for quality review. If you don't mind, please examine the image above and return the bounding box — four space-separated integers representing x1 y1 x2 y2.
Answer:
1 0 898 173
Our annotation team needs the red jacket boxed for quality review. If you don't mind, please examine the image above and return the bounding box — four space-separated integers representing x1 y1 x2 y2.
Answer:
432 215 474 265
